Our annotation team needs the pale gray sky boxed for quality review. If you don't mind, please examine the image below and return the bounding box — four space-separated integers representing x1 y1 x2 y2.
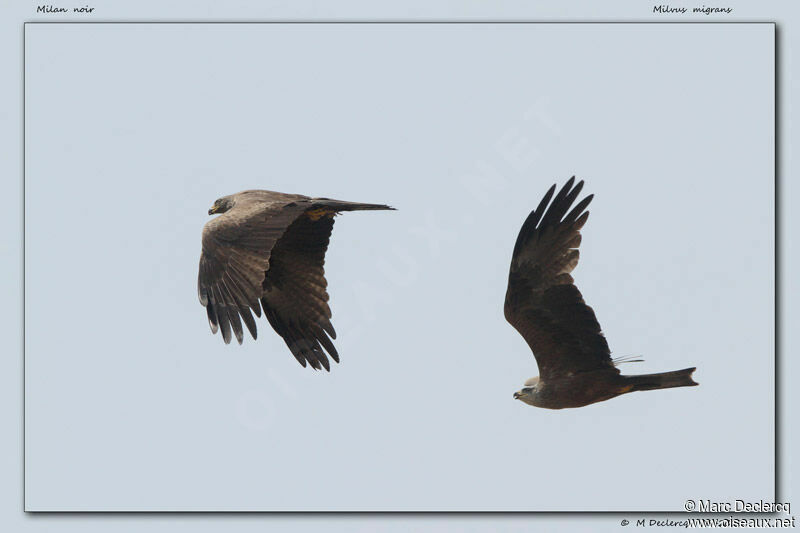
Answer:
23 21 773 512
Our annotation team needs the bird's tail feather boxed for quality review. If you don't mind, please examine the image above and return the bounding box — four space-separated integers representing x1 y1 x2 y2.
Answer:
612 354 645 366
314 199 395 212
627 367 698 392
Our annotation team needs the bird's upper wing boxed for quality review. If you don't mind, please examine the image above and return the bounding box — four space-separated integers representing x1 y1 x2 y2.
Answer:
503 177 615 380
260 212 338 371
198 201 308 344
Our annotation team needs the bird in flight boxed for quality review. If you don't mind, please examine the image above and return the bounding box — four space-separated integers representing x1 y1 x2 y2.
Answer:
505 177 697 408
198 190 394 371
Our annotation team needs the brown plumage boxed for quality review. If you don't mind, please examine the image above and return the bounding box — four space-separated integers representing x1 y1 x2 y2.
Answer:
505 178 698 409
198 190 393 371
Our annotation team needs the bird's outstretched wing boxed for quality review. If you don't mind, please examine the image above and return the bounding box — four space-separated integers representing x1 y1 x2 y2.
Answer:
260 213 338 371
198 202 307 344
504 177 615 380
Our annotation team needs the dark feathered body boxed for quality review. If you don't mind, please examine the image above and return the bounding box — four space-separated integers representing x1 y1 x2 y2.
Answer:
198 189 393 371
517 367 698 409
506 178 698 409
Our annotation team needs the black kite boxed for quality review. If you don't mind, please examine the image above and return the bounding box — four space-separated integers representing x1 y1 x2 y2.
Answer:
198 190 393 371
505 178 698 408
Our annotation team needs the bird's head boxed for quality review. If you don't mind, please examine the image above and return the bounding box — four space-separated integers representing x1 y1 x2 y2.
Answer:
208 195 235 215
513 387 535 402
514 376 540 404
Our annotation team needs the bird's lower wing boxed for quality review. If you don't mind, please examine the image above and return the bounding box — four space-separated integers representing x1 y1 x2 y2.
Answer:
261 214 339 371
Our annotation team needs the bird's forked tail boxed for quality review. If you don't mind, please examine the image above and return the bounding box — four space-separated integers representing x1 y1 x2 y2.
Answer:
313 199 395 212
627 367 698 392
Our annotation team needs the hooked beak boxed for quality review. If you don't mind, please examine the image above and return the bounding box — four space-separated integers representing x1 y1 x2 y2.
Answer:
208 205 219 215
513 392 521 400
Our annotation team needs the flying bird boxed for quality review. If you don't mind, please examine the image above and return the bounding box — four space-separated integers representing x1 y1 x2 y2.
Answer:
198 190 394 371
505 178 697 409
